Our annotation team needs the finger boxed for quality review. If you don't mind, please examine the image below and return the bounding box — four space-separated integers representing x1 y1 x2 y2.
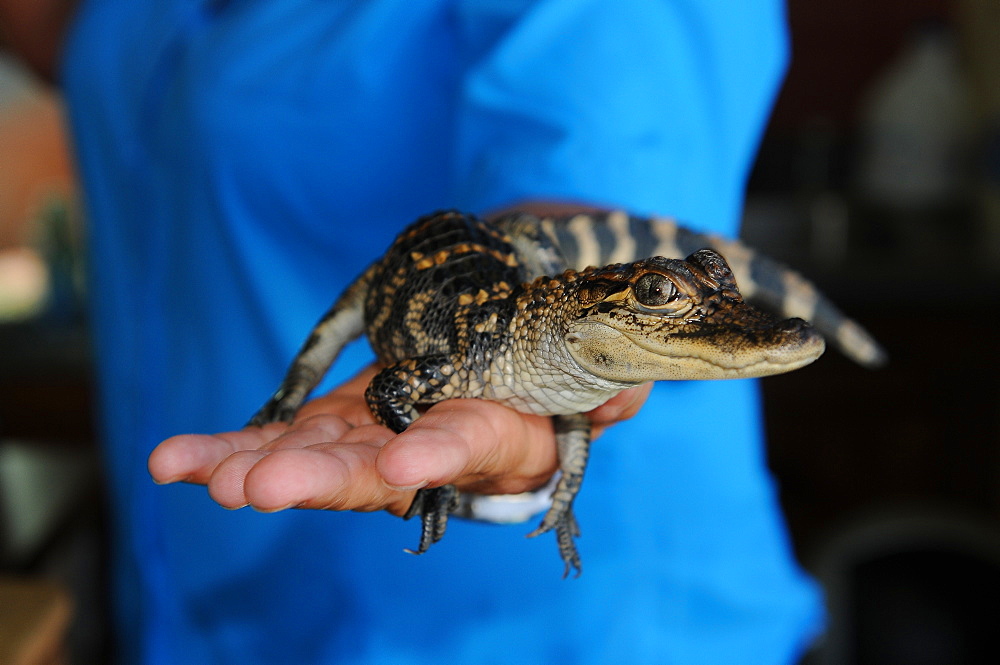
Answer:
238 425 414 515
257 414 354 451
375 399 558 496
148 425 285 485
587 383 653 437
206 417 375 509
206 450 264 508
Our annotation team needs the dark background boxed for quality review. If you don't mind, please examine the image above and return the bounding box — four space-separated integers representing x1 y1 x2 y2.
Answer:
748 1 1000 663
2 1 998 663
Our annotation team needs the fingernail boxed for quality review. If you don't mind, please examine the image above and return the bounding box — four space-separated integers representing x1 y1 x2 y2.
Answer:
250 501 297 513
381 478 429 492
152 474 191 485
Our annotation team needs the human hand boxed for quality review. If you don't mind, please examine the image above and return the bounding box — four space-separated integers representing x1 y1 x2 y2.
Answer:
147 364 652 517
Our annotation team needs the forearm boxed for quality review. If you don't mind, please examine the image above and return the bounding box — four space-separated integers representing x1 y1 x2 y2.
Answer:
0 0 78 83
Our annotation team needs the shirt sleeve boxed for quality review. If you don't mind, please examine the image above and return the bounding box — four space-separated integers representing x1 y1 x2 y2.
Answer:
450 0 788 236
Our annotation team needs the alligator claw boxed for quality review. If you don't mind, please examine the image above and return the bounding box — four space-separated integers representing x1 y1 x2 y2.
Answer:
403 485 460 555
555 516 582 578
247 388 299 427
528 504 582 578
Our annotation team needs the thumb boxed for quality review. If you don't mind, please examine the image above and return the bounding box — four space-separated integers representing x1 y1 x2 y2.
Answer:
375 398 558 496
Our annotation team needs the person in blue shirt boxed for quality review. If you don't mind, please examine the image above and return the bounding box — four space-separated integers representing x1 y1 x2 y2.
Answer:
3 1 823 662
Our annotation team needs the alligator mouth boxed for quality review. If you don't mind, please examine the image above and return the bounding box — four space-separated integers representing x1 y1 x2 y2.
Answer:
565 316 826 383
704 344 824 375
622 319 826 377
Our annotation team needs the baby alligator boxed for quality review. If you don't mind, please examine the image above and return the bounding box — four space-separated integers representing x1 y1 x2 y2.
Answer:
249 209 883 577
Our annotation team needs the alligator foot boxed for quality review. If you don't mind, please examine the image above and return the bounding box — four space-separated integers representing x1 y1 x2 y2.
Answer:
528 501 582 578
403 485 460 555
527 413 589 576
246 396 297 427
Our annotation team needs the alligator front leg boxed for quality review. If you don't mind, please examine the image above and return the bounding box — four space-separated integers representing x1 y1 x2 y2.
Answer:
402 484 460 554
365 358 463 556
248 267 372 426
527 413 591 578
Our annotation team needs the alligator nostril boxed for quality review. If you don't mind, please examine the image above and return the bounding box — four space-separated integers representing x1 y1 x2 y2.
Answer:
779 317 809 334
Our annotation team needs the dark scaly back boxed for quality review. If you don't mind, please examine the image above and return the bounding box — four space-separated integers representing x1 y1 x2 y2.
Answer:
363 210 528 365
502 210 887 369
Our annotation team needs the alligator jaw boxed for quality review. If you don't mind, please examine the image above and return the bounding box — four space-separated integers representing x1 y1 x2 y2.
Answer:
565 317 826 383
627 318 826 378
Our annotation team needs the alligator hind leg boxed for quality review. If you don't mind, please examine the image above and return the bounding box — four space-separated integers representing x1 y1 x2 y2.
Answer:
527 413 591 577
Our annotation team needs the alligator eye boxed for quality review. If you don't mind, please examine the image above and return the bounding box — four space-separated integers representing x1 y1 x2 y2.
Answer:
633 273 678 307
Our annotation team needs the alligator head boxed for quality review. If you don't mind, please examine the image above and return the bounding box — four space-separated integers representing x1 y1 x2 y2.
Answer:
564 249 825 382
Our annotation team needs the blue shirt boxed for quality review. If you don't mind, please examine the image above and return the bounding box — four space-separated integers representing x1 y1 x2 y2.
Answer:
62 1 822 663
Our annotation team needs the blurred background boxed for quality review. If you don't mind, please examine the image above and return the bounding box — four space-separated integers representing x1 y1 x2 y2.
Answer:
1 0 998 663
